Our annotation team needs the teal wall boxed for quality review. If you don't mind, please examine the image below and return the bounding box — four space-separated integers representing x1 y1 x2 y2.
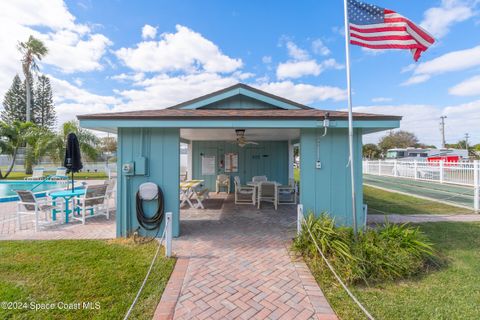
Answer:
299 128 364 227
117 128 180 237
192 141 289 192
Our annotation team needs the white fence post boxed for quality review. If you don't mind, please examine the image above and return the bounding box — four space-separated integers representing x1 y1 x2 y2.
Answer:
439 160 444 184
474 160 479 213
414 160 418 180
165 212 172 257
297 204 304 235
378 159 382 176
393 160 398 177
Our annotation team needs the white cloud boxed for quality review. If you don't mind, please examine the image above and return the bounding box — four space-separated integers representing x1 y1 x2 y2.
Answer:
262 56 272 64
276 58 343 80
111 72 145 82
403 45 480 85
277 60 321 79
371 97 393 103
285 41 309 60
0 0 112 83
42 31 112 73
312 39 330 56
449 75 480 96
141 24 157 40
355 101 480 146
115 25 243 74
421 0 475 38
258 81 347 104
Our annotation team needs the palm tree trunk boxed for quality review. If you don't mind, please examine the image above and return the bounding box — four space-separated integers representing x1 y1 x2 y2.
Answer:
24 71 33 174
4 147 19 179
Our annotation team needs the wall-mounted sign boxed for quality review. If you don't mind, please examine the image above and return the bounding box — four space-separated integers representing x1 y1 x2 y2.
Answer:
224 153 238 173
201 155 216 175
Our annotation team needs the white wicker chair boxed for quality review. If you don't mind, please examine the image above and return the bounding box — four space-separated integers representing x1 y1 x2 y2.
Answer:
257 181 278 210
278 179 297 205
216 174 230 194
234 176 255 205
252 175 267 183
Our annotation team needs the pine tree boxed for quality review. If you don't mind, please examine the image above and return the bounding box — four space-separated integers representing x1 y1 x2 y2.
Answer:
1 74 26 123
34 75 56 129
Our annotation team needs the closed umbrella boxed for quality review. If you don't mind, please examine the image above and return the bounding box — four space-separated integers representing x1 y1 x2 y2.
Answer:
64 133 83 192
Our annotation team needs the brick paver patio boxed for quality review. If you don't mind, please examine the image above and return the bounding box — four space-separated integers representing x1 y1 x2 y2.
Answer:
154 194 337 320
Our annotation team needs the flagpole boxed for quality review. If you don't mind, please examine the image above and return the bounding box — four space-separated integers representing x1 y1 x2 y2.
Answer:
343 0 358 237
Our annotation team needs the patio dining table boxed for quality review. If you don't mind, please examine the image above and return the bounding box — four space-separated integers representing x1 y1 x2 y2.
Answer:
180 180 205 209
50 188 85 223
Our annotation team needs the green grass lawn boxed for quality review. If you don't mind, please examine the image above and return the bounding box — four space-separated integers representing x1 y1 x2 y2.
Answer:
0 239 175 320
364 185 473 215
310 222 480 319
2 171 109 180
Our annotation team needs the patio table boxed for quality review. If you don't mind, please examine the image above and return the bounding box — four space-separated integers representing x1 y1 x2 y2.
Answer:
180 180 205 209
50 189 85 223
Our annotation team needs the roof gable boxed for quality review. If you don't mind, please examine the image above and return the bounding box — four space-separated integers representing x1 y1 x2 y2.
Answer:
168 83 311 110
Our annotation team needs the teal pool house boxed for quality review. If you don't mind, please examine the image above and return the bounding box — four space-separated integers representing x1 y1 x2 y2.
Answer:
78 84 401 237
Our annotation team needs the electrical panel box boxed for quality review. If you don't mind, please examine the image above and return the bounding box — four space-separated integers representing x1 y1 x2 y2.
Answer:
122 162 134 175
134 156 148 176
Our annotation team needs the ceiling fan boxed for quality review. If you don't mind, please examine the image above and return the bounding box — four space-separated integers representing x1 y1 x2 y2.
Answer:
234 129 258 147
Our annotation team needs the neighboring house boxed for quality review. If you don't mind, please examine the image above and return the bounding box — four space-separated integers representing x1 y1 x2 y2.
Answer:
78 83 400 237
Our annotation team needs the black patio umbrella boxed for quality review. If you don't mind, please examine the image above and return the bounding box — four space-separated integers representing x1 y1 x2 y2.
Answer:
63 133 83 192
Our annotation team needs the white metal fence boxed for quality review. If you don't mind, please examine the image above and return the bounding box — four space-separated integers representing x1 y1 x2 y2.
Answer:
363 159 480 211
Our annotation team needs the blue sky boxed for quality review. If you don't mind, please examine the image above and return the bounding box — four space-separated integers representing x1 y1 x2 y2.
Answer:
0 0 479 146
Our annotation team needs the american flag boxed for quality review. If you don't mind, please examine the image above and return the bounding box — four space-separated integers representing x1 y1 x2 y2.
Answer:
347 0 435 61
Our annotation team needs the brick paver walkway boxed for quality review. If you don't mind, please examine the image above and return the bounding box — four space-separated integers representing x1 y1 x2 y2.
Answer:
154 194 337 320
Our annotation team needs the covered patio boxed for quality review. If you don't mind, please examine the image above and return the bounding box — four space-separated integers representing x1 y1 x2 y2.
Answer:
78 83 401 238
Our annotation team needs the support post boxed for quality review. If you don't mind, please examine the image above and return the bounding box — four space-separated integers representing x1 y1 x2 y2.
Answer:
393 159 398 177
297 204 304 236
474 160 479 213
378 159 382 176
439 160 444 184
165 212 172 257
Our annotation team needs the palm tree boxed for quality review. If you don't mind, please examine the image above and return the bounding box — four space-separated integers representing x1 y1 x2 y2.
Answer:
18 35 48 174
18 35 48 123
35 121 100 165
0 121 36 179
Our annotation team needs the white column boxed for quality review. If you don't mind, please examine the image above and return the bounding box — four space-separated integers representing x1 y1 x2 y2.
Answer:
288 140 294 182
393 160 398 177
474 160 479 212
187 141 193 180
165 212 172 257
378 159 382 176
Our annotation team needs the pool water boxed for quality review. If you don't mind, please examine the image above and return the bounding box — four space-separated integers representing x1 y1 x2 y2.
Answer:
0 180 66 202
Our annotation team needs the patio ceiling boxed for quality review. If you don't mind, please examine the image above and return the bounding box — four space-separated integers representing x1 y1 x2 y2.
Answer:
180 128 300 141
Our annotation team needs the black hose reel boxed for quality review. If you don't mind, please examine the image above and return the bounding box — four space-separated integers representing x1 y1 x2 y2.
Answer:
135 182 164 241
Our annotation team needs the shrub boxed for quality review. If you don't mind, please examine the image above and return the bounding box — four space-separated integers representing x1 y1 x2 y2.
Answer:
293 213 436 284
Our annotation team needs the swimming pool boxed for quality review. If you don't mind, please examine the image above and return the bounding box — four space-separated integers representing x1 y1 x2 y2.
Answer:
0 180 67 202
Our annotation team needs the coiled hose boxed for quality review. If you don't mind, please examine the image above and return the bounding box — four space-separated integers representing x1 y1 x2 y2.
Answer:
135 185 164 242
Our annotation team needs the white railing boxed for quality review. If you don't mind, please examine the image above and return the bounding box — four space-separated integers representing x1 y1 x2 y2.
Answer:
363 159 478 186
363 159 480 212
